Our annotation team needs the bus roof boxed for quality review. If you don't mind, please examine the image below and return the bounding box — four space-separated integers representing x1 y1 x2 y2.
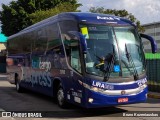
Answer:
64 12 134 25
9 12 135 39
25 12 134 30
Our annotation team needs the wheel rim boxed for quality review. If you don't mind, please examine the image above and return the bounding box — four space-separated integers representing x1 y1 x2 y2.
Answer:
57 88 64 106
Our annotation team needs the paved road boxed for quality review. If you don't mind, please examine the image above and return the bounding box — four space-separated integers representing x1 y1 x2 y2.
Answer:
0 79 159 120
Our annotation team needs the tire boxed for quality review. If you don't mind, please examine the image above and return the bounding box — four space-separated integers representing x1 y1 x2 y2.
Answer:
57 84 68 108
15 75 23 93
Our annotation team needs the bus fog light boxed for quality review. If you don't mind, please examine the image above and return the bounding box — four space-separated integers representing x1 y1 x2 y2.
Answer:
88 98 94 103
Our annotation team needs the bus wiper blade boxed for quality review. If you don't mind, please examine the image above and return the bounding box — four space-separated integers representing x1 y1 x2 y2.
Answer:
103 53 115 81
104 45 115 82
125 44 139 80
94 45 115 82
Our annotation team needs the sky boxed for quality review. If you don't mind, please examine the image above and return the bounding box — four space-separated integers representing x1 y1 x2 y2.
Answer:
1 0 160 32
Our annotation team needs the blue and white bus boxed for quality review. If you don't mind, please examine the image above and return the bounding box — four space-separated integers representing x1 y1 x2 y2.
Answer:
7 12 157 108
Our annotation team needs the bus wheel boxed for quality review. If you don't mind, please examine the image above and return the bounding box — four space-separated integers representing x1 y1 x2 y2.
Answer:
57 85 67 108
15 75 23 93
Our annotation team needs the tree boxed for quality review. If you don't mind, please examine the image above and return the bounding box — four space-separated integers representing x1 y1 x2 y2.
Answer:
0 1 31 36
0 0 81 36
29 2 81 24
89 7 144 32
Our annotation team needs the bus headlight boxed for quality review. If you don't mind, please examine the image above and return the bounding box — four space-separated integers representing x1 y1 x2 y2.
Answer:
88 98 94 103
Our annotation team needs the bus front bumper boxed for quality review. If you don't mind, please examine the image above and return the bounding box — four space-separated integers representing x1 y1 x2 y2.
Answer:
85 87 148 108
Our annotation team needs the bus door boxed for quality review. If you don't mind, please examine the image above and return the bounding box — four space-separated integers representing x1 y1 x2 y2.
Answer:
63 34 83 103
64 33 84 104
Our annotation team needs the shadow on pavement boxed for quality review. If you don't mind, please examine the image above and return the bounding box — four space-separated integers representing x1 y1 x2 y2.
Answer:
41 107 127 118
3 88 127 118
0 82 127 118
20 90 127 118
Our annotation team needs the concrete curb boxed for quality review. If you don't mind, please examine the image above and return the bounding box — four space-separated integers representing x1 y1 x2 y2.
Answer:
0 75 7 80
148 93 160 99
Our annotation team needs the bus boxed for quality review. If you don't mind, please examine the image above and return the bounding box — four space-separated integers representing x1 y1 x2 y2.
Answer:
7 12 157 108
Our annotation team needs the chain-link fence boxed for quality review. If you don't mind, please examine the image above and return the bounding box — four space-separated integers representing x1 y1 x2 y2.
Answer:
145 53 160 92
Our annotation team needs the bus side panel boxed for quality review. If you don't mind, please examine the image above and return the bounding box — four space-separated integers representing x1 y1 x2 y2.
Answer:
18 66 53 96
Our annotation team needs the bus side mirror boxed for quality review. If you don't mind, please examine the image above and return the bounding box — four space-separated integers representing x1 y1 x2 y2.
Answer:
68 31 87 54
140 33 157 54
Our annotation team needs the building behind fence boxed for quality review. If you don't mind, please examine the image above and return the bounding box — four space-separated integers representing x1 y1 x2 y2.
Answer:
146 54 160 92
143 22 160 92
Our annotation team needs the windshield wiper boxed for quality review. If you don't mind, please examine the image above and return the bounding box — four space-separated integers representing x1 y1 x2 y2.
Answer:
103 45 116 81
125 44 139 80
94 45 116 82
103 52 115 81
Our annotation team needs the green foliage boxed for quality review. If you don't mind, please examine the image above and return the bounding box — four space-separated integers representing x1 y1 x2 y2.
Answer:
0 1 32 36
0 0 81 36
89 7 144 32
29 2 81 24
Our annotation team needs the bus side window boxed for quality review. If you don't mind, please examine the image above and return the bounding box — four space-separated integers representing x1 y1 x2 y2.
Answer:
34 29 48 54
36 37 47 51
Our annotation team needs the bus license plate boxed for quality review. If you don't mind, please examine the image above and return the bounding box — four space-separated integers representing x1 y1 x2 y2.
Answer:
118 98 128 103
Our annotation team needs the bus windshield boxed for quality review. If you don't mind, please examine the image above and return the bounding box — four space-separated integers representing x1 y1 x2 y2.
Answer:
80 24 145 79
